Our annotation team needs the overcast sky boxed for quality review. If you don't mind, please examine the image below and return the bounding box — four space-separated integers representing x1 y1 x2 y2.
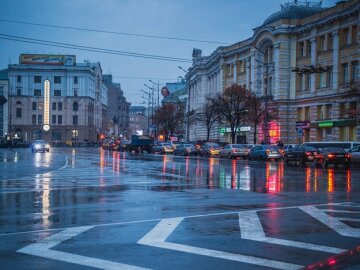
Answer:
0 0 338 105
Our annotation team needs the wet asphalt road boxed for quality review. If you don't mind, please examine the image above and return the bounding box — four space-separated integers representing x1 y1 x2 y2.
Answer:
1 147 360 270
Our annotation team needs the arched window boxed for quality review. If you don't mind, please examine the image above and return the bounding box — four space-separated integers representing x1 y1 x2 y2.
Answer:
73 102 78 111
16 101 22 105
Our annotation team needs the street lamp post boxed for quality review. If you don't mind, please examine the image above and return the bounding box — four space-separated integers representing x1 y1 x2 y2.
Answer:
148 80 160 109
178 66 190 141
140 89 151 135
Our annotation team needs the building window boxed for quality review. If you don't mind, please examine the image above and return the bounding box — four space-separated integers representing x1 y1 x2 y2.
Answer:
73 102 78 111
54 90 61 96
52 115 57 124
352 25 357 43
16 108 22 118
58 102 63 111
297 108 302 121
74 89 78 97
17 75 21 83
54 76 61 84
318 35 325 51
305 107 310 120
38 101 43 110
339 103 346 118
327 33 333 50
74 76 78 84
306 40 311 56
73 115 78 125
16 88 22 96
299 42 304 57
32 115 36 124
58 115 62 124
325 104 332 119
341 28 350 46
32 102 37 110
318 72 326 88
326 66 333 87
38 115 43 124
342 63 349 84
52 102 57 110
351 61 359 81
305 74 311 90
34 89 41 96
34 76 41 83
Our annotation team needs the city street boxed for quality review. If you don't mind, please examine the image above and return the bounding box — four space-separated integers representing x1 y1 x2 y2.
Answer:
1 147 360 269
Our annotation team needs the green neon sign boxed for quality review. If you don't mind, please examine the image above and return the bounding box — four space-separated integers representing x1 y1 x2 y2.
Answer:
319 121 333 127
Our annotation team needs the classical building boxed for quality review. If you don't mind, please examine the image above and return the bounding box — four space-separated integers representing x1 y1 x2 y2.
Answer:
103 74 130 139
186 0 359 144
7 54 108 144
0 69 9 138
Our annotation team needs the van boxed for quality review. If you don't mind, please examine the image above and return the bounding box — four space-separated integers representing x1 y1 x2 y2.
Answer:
301 141 360 151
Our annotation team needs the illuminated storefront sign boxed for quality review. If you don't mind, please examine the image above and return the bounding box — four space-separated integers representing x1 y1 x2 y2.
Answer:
219 126 251 133
319 121 333 127
43 80 50 132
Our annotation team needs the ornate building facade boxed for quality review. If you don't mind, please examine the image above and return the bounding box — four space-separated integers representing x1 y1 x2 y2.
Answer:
7 54 108 144
186 0 359 144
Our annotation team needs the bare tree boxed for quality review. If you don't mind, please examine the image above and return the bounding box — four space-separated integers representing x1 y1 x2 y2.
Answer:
194 97 220 141
214 84 249 143
153 103 184 141
247 91 278 144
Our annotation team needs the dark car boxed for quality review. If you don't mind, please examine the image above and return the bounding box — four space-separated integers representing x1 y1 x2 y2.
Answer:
283 145 318 166
248 145 282 161
313 147 351 169
199 142 221 157
173 144 196 156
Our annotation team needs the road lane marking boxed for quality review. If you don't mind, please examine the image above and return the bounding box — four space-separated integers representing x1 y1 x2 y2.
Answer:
138 218 302 270
300 205 360 238
238 211 345 253
18 226 150 270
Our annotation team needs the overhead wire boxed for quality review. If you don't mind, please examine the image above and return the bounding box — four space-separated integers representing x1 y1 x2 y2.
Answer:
0 33 192 63
0 18 231 45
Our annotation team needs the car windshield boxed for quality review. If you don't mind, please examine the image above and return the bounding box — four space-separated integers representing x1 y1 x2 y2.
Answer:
232 144 243 148
183 144 194 147
322 147 346 153
35 140 46 144
162 143 172 146
207 143 220 148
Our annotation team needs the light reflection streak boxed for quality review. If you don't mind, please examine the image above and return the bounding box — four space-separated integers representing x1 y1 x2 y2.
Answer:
100 148 105 173
231 160 237 189
346 169 351 193
306 167 311 192
208 158 214 188
328 169 334 192
71 148 76 168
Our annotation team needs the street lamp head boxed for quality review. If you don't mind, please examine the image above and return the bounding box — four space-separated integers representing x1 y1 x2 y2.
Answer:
178 66 187 73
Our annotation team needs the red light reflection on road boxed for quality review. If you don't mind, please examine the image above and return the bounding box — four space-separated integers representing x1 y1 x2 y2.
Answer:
266 163 281 193
328 169 334 192
306 167 311 192
100 149 105 173
208 158 214 188
185 157 189 177
346 169 351 193
231 160 237 189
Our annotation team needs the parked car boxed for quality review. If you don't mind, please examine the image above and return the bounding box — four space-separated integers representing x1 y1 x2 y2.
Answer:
101 139 113 150
348 146 360 165
248 145 282 161
219 144 247 159
152 142 174 154
283 145 318 166
31 140 50 153
173 144 196 156
313 147 351 169
302 141 360 152
199 142 221 157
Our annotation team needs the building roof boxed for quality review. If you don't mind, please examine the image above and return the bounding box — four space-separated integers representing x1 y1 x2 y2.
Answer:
263 3 324 25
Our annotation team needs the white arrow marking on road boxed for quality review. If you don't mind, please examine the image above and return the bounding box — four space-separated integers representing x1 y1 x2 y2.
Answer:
300 205 360 238
137 217 302 270
18 226 150 270
238 211 345 253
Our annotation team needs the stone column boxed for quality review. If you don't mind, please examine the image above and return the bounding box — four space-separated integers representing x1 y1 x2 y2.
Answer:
233 62 237 84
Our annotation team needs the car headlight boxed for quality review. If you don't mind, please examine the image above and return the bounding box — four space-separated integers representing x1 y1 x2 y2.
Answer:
35 145 41 149
45 144 50 148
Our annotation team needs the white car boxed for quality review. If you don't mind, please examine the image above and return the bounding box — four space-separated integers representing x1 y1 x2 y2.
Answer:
31 140 50 153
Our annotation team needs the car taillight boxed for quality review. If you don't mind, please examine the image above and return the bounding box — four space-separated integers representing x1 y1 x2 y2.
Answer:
305 151 311 156
327 154 335 158
345 153 350 158
266 149 270 154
